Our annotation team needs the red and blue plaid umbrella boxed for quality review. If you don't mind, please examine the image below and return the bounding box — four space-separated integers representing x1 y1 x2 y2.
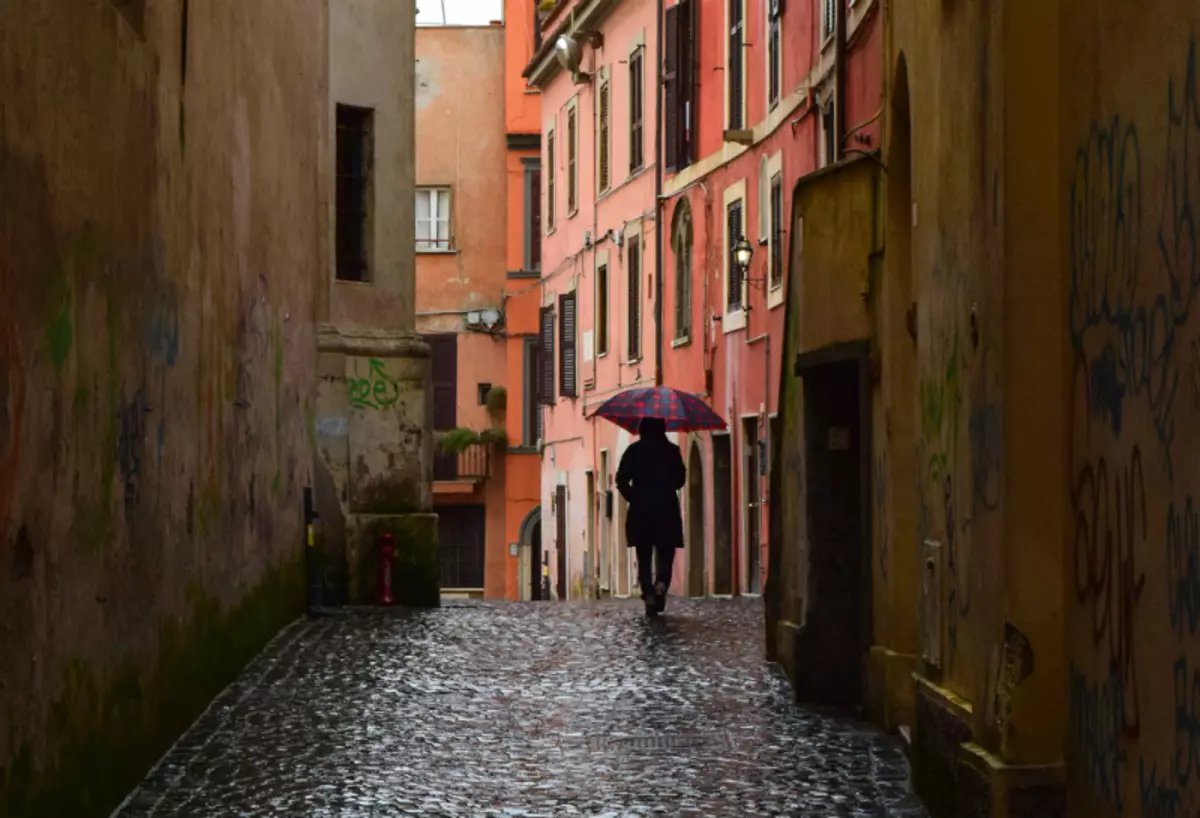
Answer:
593 385 727 433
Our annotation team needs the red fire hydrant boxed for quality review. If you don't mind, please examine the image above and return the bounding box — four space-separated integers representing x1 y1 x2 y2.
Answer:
379 532 396 605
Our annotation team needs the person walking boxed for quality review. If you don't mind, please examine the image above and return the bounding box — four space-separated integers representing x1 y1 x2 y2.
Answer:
616 417 686 616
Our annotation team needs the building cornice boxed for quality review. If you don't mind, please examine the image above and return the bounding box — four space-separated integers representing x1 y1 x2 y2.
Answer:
523 0 619 86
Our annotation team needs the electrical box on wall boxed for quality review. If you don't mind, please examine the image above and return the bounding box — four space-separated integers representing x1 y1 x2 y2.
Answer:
919 539 942 669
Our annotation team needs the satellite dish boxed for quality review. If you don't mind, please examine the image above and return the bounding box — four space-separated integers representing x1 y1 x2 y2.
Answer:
554 34 582 72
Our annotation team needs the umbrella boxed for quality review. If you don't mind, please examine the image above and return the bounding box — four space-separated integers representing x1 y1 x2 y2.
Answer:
593 385 728 433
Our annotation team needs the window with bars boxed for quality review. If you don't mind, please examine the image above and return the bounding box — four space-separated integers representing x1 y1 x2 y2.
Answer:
629 49 645 172
598 80 611 193
770 173 784 290
538 306 555 405
663 0 695 173
672 200 693 340
559 292 578 397
547 130 556 231
727 199 744 310
728 0 744 130
768 0 782 108
597 263 609 355
335 104 373 281
822 0 835 40
415 187 452 251
567 107 578 214
627 239 642 359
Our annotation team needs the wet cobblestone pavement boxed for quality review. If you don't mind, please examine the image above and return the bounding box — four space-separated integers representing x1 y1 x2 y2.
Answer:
114 598 929 817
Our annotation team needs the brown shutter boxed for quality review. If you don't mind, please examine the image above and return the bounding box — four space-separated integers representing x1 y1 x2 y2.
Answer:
599 82 610 191
425 334 458 430
678 0 694 167
663 3 680 173
539 306 555 404
559 292 577 398
627 242 641 359
728 0 743 130
728 201 743 309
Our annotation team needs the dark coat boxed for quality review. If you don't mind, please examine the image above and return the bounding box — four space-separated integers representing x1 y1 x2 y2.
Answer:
616 432 686 549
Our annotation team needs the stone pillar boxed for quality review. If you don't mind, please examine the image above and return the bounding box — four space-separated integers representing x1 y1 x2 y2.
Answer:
314 325 438 606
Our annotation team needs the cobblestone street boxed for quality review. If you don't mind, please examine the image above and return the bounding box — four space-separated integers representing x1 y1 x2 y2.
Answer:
113 599 929 817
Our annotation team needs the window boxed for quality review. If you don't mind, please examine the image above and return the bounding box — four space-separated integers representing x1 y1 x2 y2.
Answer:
538 306 555 404
758 155 770 242
664 0 695 172
598 79 611 193
770 173 784 290
627 237 642 359
477 383 493 405
672 200 693 340
597 263 609 355
546 129 556 231
822 0 835 40
728 0 744 129
523 159 542 270
415 187 452 251
523 338 543 445
727 199 744 310
768 0 782 108
822 102 836 166
567 106 578 215
335 104 373 281
559 292 578 397
629 49 645 172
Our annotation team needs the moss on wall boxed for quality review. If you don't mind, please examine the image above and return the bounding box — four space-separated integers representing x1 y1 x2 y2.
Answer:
0 552 304 818
354 513 439 607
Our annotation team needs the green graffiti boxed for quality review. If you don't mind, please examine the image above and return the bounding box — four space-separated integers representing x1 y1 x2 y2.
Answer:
348 358 406 410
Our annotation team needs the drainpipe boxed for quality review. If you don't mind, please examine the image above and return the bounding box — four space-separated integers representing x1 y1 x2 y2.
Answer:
653 0 665 386
835 0 847 160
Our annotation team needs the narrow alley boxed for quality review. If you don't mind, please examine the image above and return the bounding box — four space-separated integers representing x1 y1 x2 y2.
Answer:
113 600 927 818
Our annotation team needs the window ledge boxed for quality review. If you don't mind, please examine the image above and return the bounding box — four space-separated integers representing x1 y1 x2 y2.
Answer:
507 445 540 454
623 357 643 366
334 278 374 287
722 309 747 334
821 33 835 52
767 285 785 310
671 335 692 348
417 248 458 255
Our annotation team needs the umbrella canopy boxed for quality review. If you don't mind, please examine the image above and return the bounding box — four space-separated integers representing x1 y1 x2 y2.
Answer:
593 385 728 433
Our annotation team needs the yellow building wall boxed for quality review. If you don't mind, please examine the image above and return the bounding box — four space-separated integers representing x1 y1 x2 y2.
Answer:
1060 3 1200 816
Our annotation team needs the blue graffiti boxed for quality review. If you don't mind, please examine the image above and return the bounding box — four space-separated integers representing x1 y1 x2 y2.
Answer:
1172 656 1200 788
1069 662 1130 813
1167 496 1200 638
1138 758 1186 818
144 286 180 367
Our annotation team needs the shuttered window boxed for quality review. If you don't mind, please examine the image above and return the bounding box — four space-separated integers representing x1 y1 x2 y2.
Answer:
627 239 642 359
547 130 556 230
598 81 611 193
629 49 644 172
567 107 578 214
559 292 577 398
727 200 744 310
664 0 695 172
822 0 835 39
770 173 784 289
538 306 555 404
597 263 609 355
768 0 782 108
728 0 743 129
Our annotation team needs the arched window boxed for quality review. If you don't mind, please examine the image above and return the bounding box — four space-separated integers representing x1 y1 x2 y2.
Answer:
672 199 693 341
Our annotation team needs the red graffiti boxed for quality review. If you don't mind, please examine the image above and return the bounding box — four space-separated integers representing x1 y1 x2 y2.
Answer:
1071 446 1146 739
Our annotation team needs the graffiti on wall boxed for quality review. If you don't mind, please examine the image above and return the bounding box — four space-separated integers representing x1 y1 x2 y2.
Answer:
1068 38 1200 816
349 358 408 410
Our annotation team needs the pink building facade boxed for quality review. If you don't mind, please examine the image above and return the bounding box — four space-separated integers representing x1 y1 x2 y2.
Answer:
526 0 661 599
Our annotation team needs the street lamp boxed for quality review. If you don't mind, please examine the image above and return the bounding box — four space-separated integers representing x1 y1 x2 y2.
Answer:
733 235 754 272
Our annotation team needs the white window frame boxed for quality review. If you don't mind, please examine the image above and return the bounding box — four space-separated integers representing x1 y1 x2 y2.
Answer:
566 97 580 218
415 186 453 253
722 179 748 333
757 154 770 242
766 151 786 309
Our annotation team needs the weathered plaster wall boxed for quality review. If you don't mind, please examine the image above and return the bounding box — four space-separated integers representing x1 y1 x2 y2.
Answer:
0 0 324 813
1061 3 1200 816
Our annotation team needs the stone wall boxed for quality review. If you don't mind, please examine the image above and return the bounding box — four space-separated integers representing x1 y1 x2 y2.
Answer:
0 0 325 814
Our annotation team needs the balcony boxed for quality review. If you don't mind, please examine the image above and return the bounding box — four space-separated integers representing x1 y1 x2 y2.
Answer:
433 442 491 482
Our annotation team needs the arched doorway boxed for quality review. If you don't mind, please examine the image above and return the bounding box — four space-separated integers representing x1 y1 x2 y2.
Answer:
687 444 706 596
518 506 543 601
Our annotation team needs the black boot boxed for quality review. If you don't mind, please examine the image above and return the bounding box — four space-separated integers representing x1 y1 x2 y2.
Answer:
654 581 667 614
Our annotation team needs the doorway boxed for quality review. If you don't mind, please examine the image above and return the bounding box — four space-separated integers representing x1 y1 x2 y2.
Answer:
794 347 870 705
529 520 543 600
586 471 596 599
599 450 611 595
555 484 567 600
438 504 486 591
712 433 733 595
743 418 762 594
687 444 706 596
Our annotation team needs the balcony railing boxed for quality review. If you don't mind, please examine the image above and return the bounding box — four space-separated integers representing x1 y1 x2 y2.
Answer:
433 442 491 482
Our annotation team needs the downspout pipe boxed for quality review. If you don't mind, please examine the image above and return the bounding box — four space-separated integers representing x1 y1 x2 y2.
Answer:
835 0 847 160
653 0 665 386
